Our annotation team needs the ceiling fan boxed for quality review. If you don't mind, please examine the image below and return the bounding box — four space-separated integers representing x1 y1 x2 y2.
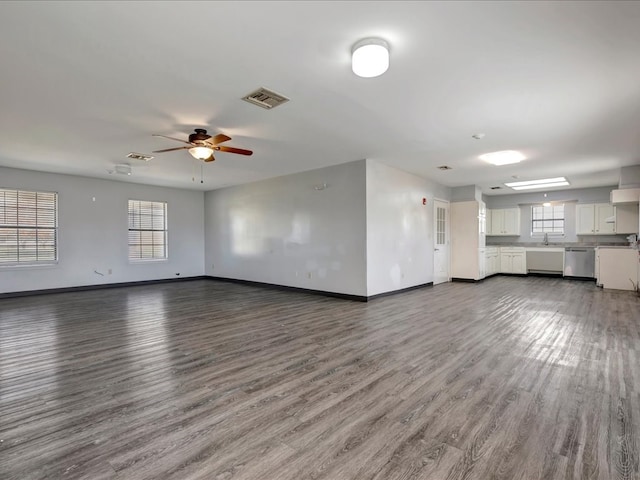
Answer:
152 128 253 162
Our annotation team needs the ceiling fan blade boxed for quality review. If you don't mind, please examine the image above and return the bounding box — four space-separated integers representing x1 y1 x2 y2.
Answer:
212 134 232 145
215 145 253 156
204 154 215 162
152 146 191 153
152 134 192 145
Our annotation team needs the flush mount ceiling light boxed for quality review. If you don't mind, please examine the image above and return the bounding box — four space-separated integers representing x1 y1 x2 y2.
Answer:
188 146 214 160
504 177 569 191
351 38 389 78
479 150 526 166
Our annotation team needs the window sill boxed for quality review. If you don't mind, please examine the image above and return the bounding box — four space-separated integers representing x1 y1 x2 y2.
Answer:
0 262 59 271
128 259 168 264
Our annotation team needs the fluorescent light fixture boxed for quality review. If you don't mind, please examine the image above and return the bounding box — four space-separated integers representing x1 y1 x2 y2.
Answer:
189 146 214 160
505 177 567 187
479 150 526 166
504 177 569 190
352 38 389 78
510 182 569 190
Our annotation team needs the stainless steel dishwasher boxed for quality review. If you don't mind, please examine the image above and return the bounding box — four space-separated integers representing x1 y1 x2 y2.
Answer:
563 247 595 278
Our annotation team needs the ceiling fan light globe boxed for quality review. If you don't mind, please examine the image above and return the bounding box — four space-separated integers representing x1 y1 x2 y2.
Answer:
189 146 214 160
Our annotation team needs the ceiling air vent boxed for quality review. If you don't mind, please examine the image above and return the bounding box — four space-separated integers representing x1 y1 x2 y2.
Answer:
127 152 153 161
437 165 452 170
490 186 502 190
242 87 290 110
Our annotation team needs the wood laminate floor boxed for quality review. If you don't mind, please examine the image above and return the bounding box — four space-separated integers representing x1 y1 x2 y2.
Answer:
1 277 639 480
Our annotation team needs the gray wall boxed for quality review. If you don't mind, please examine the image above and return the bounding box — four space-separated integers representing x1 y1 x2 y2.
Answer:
366 159 450 296
204 160 369 296
0 166 205 294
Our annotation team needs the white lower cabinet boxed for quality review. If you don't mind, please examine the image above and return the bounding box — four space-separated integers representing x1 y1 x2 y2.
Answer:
485 247 499 277
479 249 486 279
499 247 527 274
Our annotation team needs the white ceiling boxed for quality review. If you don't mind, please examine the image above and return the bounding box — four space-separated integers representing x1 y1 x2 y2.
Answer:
1 1 639 195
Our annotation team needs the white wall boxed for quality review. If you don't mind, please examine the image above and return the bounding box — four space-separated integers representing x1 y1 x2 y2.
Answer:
366 160 448 296
204 160 368 296
0 167 205 294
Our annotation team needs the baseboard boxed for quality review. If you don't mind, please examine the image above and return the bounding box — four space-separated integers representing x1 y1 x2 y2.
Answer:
207 276 433 302
0 276 209 299
1 275 436 303
366 282 433 301
452 277 481 283
206 276 368 302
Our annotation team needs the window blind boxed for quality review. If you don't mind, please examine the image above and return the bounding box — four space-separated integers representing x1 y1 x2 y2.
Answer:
0 189 58 265
128 200 167 260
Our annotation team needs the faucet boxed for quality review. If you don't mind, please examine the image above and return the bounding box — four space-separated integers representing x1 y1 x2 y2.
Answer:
543 233 549 246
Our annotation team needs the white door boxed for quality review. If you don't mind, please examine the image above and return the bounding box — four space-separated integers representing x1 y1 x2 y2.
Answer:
433 199 450 285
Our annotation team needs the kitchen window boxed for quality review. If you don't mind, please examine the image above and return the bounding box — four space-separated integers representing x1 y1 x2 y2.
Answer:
531 204 564 236
0 188 58 265
128 200 167 261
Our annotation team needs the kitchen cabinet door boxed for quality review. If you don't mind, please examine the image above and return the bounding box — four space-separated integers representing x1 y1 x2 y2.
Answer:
503 208 520 235
500 253 512 273
595 204 615 234
490 209 504 235
488 208 520 235
577 203 616 235
511 252 526 274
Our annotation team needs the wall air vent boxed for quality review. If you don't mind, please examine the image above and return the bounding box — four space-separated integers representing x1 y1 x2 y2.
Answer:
242 87 290 110
437 165 452 170
127 152 153 161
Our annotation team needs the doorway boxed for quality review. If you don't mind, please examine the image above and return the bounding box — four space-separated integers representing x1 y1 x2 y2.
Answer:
433 199 450 285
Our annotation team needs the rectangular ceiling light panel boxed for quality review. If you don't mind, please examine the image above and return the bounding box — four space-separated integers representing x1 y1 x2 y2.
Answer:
479 150 526 166
510 181 570 190
504 177 569 190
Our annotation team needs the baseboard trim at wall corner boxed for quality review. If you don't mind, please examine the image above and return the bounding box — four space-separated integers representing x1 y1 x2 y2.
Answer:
206 276 368 302
366 282 434 301
0 276 210 299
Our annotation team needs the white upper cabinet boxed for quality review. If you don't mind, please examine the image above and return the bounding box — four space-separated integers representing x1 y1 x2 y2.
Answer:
487 208 520 236
576 203 615 235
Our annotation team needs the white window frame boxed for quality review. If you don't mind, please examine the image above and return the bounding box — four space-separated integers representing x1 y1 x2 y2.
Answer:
531 203 565 237
0 188 58 266
128 200 168 262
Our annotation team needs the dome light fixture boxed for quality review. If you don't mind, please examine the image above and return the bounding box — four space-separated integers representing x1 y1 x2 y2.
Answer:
189 146 214 160
351 38 389 78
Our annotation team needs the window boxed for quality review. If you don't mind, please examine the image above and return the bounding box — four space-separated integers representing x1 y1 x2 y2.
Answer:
531 204 564 235
128 200 167 260
0 188 58 265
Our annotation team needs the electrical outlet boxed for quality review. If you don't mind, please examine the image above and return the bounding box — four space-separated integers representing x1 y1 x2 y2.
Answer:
307 272 312 279
108 269 112 275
